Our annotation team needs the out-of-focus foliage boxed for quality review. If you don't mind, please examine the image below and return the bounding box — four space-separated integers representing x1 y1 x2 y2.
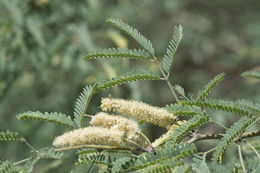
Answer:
242 67 260 80
0 0 259 172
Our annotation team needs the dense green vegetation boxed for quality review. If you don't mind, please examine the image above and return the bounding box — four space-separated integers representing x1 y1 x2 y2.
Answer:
1 0 259 172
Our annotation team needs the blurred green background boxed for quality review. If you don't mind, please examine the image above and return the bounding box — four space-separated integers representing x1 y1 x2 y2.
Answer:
0 0 259 172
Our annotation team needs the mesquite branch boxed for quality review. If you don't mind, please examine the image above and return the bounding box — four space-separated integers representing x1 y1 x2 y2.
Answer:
54 131 260 153
188 130 260 143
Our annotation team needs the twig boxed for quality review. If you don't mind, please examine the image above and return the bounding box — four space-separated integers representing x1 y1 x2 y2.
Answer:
13 157 32 166
20 137 40 156
55 144 134 152
166 80 180 103
238 144 247 173
12 137 40 166
188 133 223 143
234 131 260 142
201 147 216 161
83 114 93 118
153 55 179 103
188 130 260 144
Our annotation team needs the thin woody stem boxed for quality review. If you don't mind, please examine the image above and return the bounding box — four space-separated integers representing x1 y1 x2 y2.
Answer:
20 137 40 155
83 114 93 118
165 80 180 103
13 157 32 166
153 55 179 103
188 130 260 143
55 144 134 152
238 144 247 173
201 147 216 161
11 137 39 166
234 130 260 142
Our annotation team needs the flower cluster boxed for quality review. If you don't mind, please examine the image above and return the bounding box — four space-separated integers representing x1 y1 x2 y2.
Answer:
101 98 176 128
53 98 178 148
152 120 187 147
90 112 140 140
53 127 124 147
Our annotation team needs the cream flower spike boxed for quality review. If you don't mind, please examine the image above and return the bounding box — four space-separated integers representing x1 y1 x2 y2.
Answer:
101 98 176 128
53 127 124 147
90 112 140 140
152 120 187 147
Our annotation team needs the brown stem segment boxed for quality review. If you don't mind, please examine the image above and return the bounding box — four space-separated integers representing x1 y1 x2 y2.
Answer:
188 130 260 143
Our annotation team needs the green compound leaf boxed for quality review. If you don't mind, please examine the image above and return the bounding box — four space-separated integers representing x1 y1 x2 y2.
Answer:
76 153 111 166
76 149 100 156
106 157 135 173
16 157 39 173
38 148 63 159
0 160 16 173
77 149 132 157
130 143 196 172
165 104 203 117
95 70 161 92
245 157 260 172
180 99 255 117
0 158 38 173
84 48 152 61
212 117 254 163
162 25 183 77
0 148 62 173
166 115 209 145
156 142 198 160
78 150 134 173
135 157 183 173
241 68 260 80
0 130 20 141
236 99 260 114
174 85 186 98
17 111 76 129
191 158 211 173
74 84 97 128
197 73 225 101
172 165 191 173
106 18 155 55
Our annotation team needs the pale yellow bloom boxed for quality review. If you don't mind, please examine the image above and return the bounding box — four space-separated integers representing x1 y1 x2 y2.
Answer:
53 127 124 147
152 120 187 147
90 112 140 140
101 98 176 128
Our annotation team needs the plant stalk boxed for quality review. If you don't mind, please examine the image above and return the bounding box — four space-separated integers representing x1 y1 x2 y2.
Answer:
55 144 134 152
238 144 247 173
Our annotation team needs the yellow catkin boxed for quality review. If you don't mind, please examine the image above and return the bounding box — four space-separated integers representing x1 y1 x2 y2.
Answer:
53 127 124 147
101 98 176 128
152 120 187 147
90 112 140 140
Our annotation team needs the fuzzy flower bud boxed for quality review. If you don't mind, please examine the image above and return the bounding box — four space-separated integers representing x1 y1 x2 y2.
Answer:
152 120 187 147
53 127 124 147
90 112 140 140
101 98 176 128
